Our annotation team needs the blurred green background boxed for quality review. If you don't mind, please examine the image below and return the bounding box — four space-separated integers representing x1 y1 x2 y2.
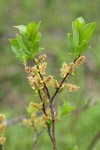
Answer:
0 0 100 150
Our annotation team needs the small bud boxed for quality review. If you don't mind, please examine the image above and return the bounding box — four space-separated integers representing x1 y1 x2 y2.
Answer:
0 137 6 145
75 56 85 67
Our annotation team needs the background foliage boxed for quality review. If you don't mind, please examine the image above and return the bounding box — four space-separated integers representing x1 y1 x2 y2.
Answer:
0 0 100 149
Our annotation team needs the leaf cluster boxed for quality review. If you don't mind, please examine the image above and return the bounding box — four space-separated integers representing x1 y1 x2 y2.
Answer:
9 22 42 64
67 17 96 56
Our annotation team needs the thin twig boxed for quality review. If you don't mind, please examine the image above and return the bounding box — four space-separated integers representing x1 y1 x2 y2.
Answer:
0 145 2 150
33 59 50 100
32 122 44 150
51 56 80 103
33 60 54 143
87 131 100 150
50 102 57 150
38 90 53 143
51 72 69 103
5 115 25 127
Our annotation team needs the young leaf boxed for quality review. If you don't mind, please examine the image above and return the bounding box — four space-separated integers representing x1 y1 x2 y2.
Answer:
67 33 75 52
79 22 96 43
58 101 75 119
9 39 20 55
74 17 85 32
72 22 79 46
13 25 26 34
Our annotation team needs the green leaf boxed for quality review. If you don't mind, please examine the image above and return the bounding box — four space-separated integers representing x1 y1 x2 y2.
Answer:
74 17 85 32
58 101 75 119
9 39 20 55
26 105 34 114
46 119 52 127
73 146 79 150
26 22 37 41
67 33 75 52
32 42 39 58
16 34 27 51
75 40 88 56
10 21 42 64
79 22 96 43
13 25 26 33
72 22 79 46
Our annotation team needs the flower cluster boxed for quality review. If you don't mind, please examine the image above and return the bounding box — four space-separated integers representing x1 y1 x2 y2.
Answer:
23 54 85 136
0 114 6 145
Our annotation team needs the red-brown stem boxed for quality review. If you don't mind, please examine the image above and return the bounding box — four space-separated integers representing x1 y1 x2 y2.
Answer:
34 59 50 99
0 145 2 150
51 73 69 103
49 56 80 149
38 90 53 143
50 102 57 150
32 121 44 150
87 131 100 150
51 56 80 103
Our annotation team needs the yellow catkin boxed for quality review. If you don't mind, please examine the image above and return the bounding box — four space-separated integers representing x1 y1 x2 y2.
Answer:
69 63 75 74
37 54 46 63
31 113 36 121
75 56 85 67
23 119 32 126
43 76 53 86
30 102 42 110
60 63 70 77
28 75 43 90
0 137 6 145
65 84 80 92
39 62 47 74
52 80 59 89
25 66 37 76
0 114 5 123
0 123 7 134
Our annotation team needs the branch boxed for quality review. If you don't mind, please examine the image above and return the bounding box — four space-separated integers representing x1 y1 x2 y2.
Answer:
0 145 2 150
87 131 100 150
34 59 50 100
32 122 44 150
5 115 25 127
51 56 80 103
33 60 54 143
38 90 53 143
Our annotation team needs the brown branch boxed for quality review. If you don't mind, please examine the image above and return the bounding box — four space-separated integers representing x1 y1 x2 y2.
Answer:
5 115 25 127
87 131 100 150
33 60 54 144
32 122 44 150
51 73 69 103
50 102 57 150
38 90 53 143
34 59 50 100
51 56 80 103
0 145 2 150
